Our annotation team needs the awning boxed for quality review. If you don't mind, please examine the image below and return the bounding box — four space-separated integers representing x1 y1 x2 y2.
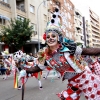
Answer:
0 14 10 20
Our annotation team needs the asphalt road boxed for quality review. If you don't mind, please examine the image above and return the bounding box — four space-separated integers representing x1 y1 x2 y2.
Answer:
0 71 86 100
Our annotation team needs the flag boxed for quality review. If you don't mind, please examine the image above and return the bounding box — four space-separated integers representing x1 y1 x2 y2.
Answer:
14 70 18 88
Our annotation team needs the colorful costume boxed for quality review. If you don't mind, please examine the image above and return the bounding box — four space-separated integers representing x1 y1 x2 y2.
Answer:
19 5 100 100
43 66 61 79
3 55 17 80
18 55 43 90
83 55 100 77
41 45 100 100
26 61 42 80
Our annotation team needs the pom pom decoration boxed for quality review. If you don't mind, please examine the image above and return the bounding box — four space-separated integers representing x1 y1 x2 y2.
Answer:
43 33 46 40
45 7 62 34
55 8 59 12
13 50 23 60
52 14 56 18
51 19 55 23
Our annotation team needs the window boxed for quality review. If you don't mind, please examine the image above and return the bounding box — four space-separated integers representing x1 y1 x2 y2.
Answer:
68 12 71 19
30 5 35 13
17 15 24 21
66 30 69 37
64 0 67 6
44 14 47 21
43 1 46 7
66 3 73 11
1 0 8 3
31 23 37 31
44 21 47 31
69 32 72 38
69 22 72 29
31 23 37 35
70 5 72 10
0 18 6 25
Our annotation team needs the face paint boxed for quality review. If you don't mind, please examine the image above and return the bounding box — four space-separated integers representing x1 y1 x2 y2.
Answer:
46 32 58 46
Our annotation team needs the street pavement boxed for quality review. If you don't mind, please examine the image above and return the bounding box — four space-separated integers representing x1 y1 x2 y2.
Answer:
0 70 86 100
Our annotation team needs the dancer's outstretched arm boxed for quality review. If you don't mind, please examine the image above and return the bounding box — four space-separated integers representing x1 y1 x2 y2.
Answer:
82 48 100 55
26 65 42 74
75 46 100 56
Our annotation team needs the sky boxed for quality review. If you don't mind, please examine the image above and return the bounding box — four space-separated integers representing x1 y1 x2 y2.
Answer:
71 0 100 19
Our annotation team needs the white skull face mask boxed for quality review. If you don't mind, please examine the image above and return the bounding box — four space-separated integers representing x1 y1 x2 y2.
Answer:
46 32 58 47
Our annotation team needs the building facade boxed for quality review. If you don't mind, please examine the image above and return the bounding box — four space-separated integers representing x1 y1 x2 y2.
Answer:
0 0 75 53
85 20 92 47
49 0 75 40
0 0 49 53
89 8 100 47
82 7 100 48
60 0 75 40
74 9 84 47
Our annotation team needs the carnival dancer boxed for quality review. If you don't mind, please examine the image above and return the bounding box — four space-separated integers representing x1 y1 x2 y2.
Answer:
2 57 10 80
27 56 43 90
83 55 100 77
18 55 43 90
3 55 17 80
19 7 100 100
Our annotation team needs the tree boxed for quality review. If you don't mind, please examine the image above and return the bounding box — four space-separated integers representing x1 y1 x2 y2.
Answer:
76 42 82 46
0 18 33 50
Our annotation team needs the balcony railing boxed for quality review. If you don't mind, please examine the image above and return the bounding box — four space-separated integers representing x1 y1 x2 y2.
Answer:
0 1 10 8
16 6 25 12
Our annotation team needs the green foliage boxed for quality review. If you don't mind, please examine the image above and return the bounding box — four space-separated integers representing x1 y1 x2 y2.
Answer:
76 42 82 46
0 18 33 49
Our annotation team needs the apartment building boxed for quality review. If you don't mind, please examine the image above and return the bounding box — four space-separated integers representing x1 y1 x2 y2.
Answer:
85 20 92 47
81 7 100 48
61 0 75 40
0 0 48 53
49 0 75 40
74 9 84 47
89 8 100 47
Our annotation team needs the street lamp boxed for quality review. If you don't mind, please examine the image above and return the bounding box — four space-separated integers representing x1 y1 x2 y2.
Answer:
37 0 50 50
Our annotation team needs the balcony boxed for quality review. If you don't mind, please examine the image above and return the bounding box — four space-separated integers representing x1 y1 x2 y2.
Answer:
92 35 100 41
90 18 99 26
91 25 100 34
0 1 10 8
93 42 100 47
16 0 25 12
16 4 26 17
16 5 25 12
90 14 99 23
91 21 100 30
75 19 83 29
16 0 26 18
